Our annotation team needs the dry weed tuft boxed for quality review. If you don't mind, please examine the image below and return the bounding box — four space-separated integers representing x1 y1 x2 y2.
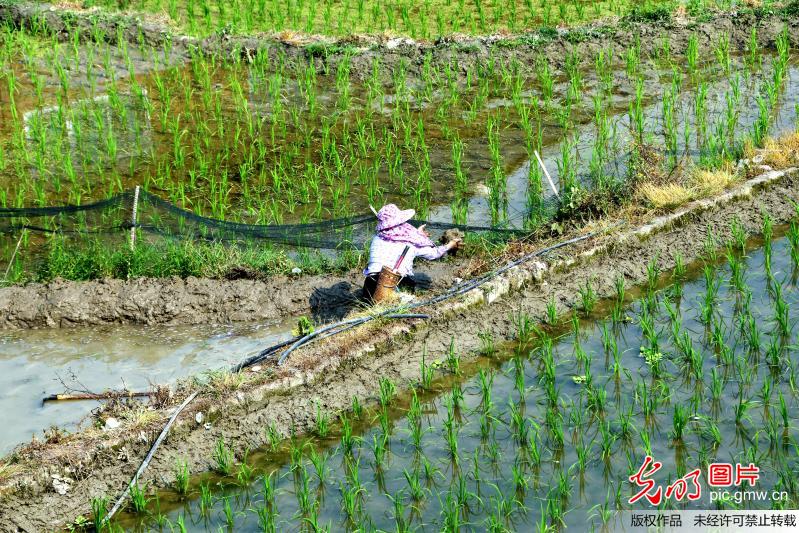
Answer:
639 183 694 209
0 463 20 481
149 384 173 409
761 132 799 169
123 406 160 430
779 131 799 151
692 167 735 196
204 369 245 393
276 30 306 45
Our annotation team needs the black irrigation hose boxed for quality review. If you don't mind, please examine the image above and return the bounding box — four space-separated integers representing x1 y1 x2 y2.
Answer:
230 337 298 372
276 313 431 366
409 223 622 308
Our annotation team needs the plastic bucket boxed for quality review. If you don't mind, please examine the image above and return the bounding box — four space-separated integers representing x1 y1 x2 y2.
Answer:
373 265 402 303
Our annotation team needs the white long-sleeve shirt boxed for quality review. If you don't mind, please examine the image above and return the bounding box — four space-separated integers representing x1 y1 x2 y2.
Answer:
364 236 449 277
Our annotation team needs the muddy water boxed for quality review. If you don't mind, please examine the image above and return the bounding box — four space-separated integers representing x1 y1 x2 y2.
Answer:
0 319 294 454
115 234 799 530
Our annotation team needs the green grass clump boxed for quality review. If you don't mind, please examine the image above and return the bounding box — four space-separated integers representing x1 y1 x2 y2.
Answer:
26 236 362 283
303 43 358 59
622 3 675 24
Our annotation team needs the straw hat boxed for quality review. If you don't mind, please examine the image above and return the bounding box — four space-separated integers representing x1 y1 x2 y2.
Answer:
376 204 416 231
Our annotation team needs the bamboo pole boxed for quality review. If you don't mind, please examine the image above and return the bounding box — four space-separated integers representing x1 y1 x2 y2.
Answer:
129 185 140 251
3 229 25 282
42 391 152 403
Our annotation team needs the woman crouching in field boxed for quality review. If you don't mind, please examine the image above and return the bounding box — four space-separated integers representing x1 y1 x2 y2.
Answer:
362 204 461 302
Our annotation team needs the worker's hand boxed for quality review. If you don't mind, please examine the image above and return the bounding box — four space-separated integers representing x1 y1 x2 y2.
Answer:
446 238 463 251
418 224 429 237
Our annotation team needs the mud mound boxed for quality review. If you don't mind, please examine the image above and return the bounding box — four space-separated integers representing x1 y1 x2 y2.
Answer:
0 261 463 329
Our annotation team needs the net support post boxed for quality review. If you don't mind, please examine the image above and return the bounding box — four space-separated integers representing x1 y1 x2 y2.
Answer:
130 186 140 251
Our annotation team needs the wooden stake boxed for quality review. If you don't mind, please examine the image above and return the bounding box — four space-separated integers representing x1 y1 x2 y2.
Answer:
43 391 152 403
130 186 140 251
3 229 24 283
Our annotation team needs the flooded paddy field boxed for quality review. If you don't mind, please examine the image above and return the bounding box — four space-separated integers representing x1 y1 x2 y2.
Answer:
1 3 798 246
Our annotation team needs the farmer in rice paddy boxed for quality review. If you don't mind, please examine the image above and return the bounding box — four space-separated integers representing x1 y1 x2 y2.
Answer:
363 204 461 302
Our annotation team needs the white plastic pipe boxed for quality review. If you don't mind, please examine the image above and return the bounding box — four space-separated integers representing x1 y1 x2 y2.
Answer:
534 150 560 199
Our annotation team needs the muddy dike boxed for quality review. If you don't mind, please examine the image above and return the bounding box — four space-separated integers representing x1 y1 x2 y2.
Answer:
0 167 796 531
2 1 798 83
0 260 462 329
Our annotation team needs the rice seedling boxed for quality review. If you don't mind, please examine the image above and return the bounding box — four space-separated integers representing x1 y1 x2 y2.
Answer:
478 368 495 412
746 26 762 70
212 437 235 475
735 393 754 427
545 295 558 326
126 480 150 514
578 280 597 314
379 378 396 408
372 432 389 468
671 404 689 441
173 459 190 496
222 496 236 527
91 496 108 530
339 415 361 457
261 471 276 504
443 397 460 462
256 503 277 533
198 482 213 516
478 331 498 357
772 283 790 339
788 222 799 268
445 339 462 375
730 218 747 255
314 402 331 438
351 396 363 420
265 424 282 452
174 514 188 533
686 34 699 76
419 352 435 391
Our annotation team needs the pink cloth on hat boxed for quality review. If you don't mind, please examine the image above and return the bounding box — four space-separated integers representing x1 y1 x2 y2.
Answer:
375 204 434 247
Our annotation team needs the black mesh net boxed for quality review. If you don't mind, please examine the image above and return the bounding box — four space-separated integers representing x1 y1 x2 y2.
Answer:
0 188 541 251
0 192 134 236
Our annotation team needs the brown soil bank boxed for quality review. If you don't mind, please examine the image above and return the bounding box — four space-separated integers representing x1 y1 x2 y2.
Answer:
0 261 461 329
1 1 798 81
0 167 796 531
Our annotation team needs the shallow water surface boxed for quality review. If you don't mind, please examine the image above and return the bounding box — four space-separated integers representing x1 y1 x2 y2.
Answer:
0 319 294 454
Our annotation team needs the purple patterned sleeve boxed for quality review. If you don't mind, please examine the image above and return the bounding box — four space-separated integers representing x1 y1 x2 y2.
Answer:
415 244 449 261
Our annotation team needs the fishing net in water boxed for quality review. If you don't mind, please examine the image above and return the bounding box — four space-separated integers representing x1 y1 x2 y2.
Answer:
0 188 552 251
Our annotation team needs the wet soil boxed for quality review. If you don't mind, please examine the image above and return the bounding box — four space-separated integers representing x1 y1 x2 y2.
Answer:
0 260 463 329
0 167 796 531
